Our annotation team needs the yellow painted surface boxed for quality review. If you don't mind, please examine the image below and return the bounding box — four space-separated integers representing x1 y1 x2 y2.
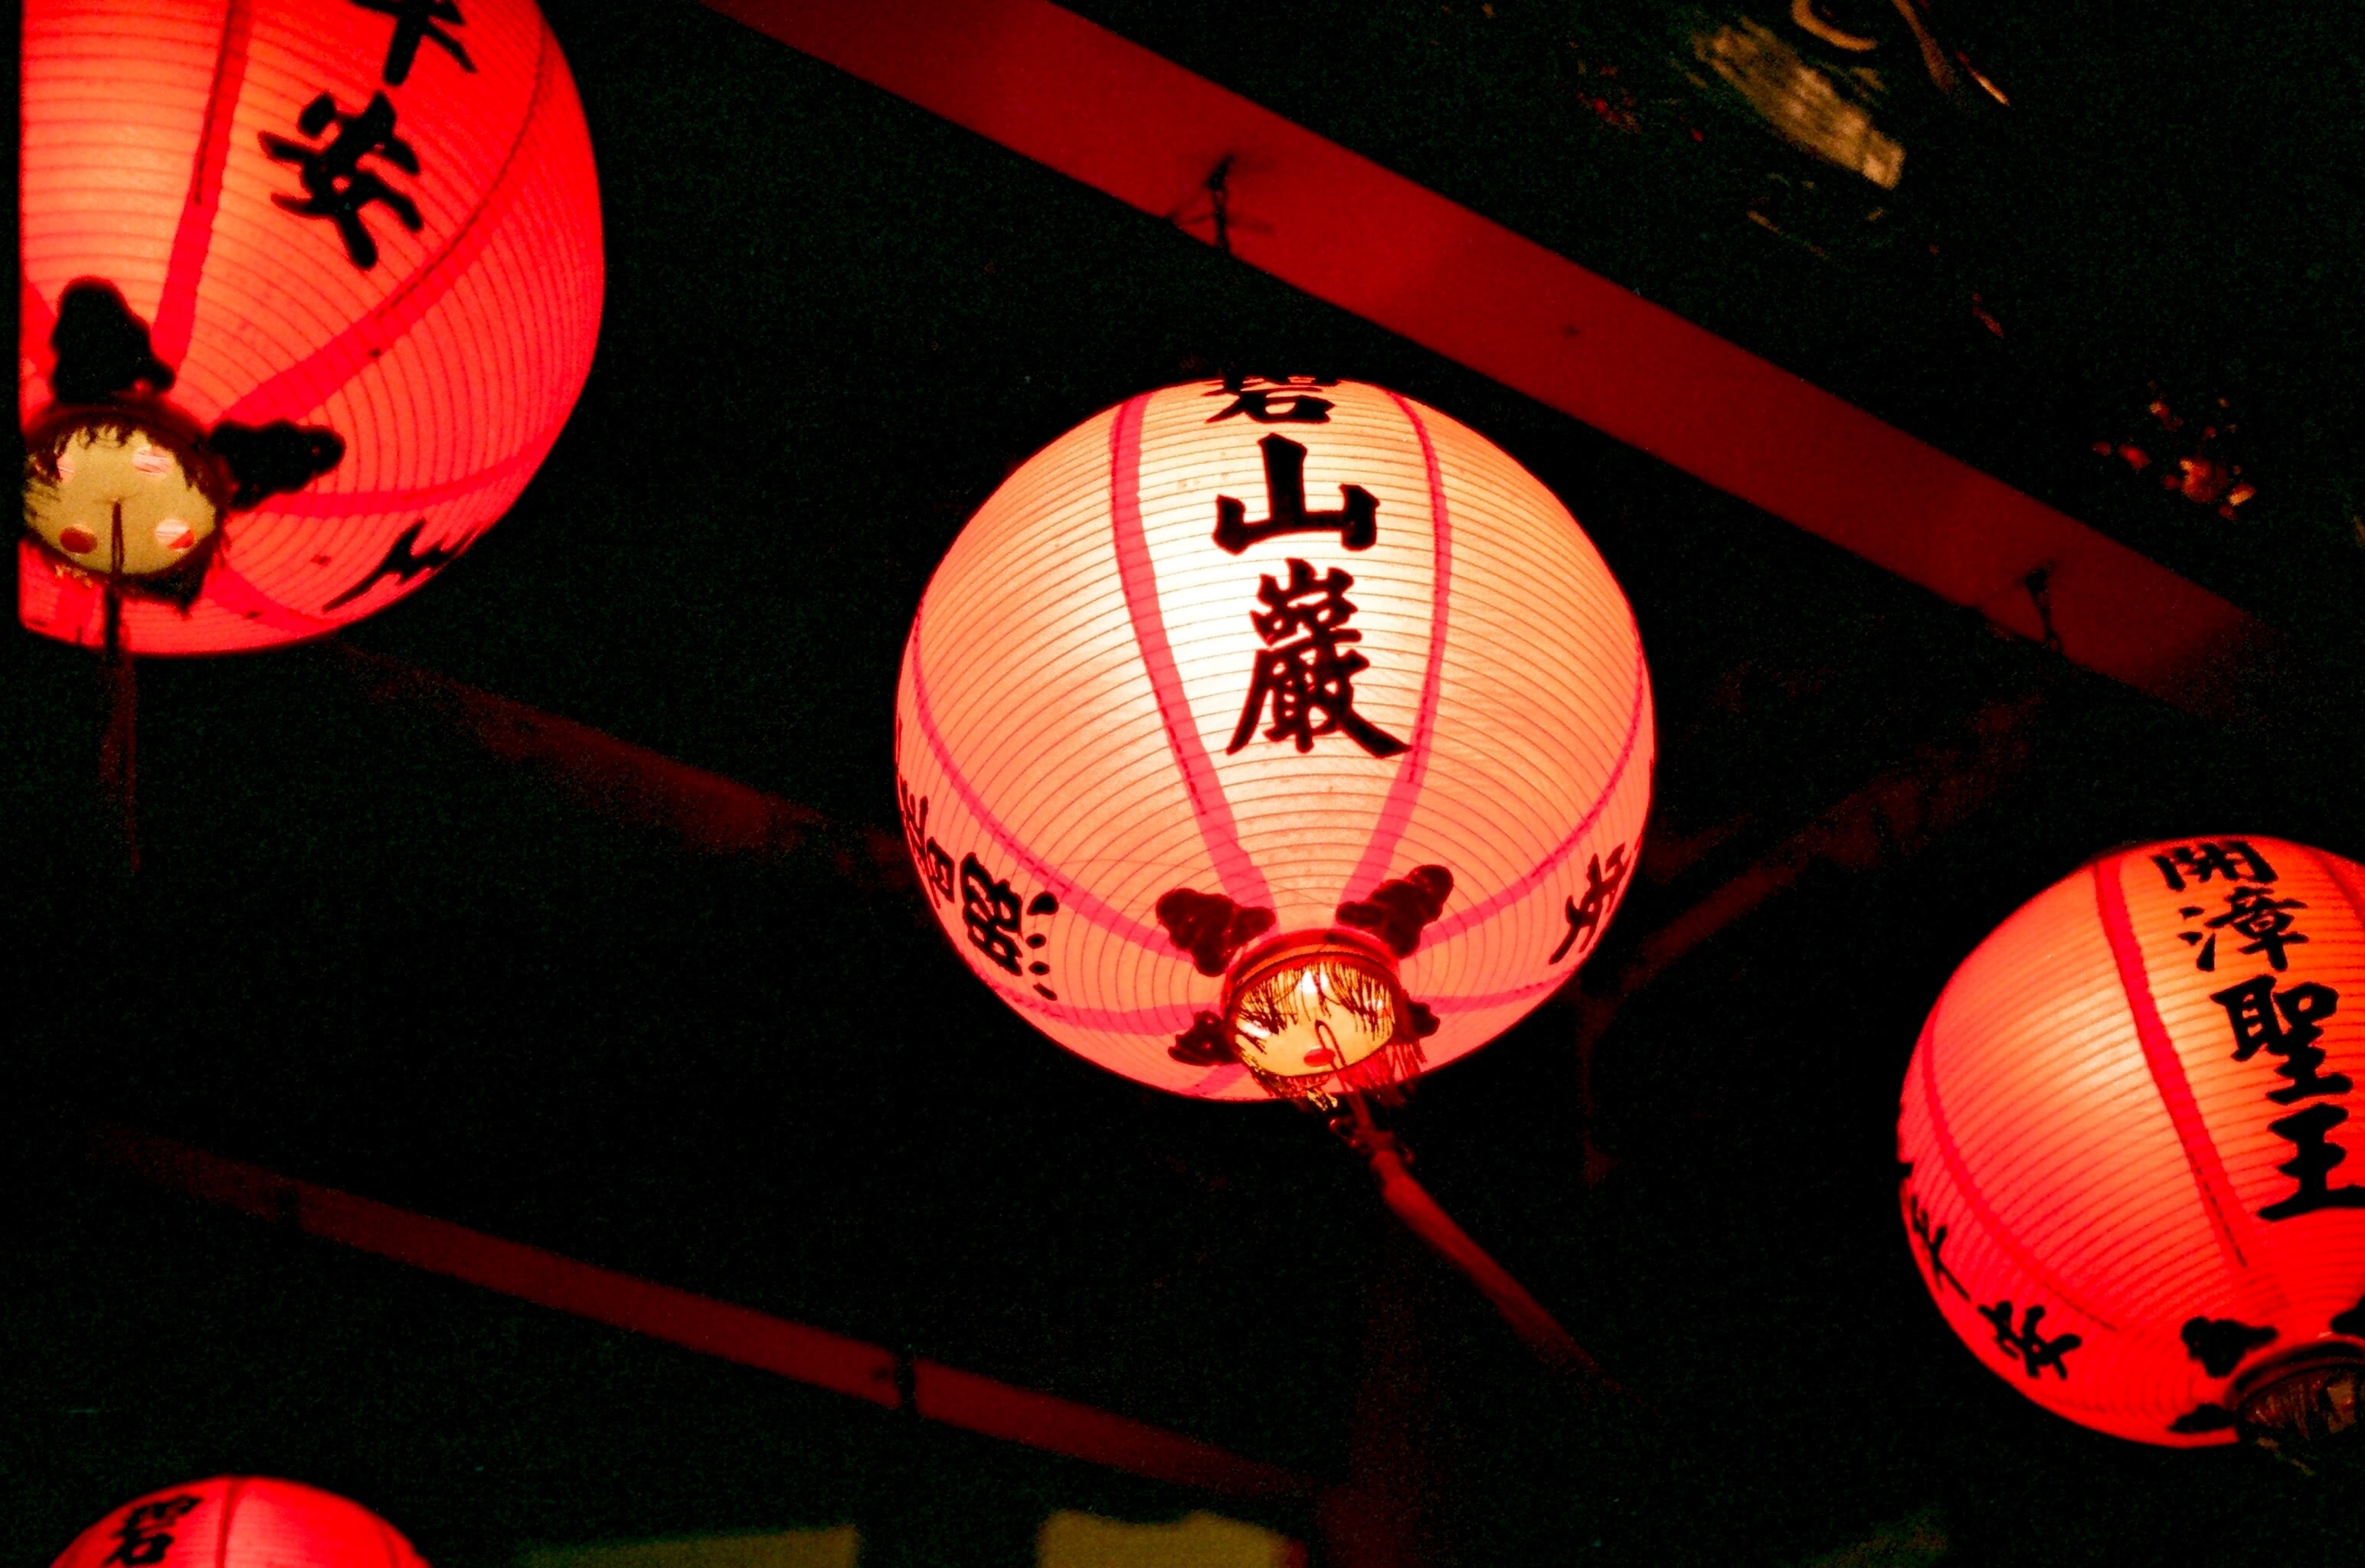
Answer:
1037 1510 1303 1568
520 1527 860 1568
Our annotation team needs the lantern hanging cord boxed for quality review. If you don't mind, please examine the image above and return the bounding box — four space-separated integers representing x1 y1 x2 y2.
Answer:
2023 566 2062 655
1330 1095 1650 1417
99 550 142 877
1204 155 1235 256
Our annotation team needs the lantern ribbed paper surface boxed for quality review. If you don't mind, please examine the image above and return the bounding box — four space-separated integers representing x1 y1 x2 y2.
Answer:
21 0 602 652
895 379 1653 1100
1899 837 2365 1445
52 1478 427 1568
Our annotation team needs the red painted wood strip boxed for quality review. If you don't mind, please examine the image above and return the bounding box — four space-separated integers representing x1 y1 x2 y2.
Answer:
705 0 2272 721
81 1124 1316 1499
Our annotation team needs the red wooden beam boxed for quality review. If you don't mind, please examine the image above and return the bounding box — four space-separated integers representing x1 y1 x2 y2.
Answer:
82 1124 1317 1501
705 0 2278 723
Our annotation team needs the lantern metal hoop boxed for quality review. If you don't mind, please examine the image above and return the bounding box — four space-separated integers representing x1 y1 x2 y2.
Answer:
2232 1344 2365 1449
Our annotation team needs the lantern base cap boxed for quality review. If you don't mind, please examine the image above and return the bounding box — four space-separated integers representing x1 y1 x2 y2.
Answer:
2234 1344 2365 1445
1222 928 1422 1103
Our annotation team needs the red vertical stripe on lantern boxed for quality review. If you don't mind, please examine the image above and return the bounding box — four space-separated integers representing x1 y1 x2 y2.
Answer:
1915 1011 2121 1330
1108 391 1272 912
201 560 333 637
2316 844 2365 933
1343 390 1452 901
904 603 1171 956
1421 643 1649 946
218 20 553 426
2092 854 2261 1277
151 0 256 368
211 1476 244 1568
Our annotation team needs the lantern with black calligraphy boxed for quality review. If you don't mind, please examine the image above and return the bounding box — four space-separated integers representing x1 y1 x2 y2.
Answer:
51 1478 427 1568
21 0 602 653
1899 835 2365 1445
895 378 1653 1102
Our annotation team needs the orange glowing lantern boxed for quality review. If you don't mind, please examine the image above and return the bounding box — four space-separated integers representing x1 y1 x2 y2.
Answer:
895 378 1653 1102
21 0 603 653
51 1478 428 1568
1899 836 2365 1445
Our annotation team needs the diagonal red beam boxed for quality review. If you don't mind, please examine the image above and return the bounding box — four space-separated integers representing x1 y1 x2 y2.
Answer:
325 642 913 891
82 1124 1317 1501
706 0 2276 723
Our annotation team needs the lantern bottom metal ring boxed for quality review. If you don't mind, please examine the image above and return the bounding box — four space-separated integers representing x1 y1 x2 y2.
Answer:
2233 1344 2365 1445
1221 927 1425 1104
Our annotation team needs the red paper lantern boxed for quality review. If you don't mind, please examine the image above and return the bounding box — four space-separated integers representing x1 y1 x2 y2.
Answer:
20 0 603 653
895 378 1653 1101
51 1478 428 1568
1899 836 2365 1445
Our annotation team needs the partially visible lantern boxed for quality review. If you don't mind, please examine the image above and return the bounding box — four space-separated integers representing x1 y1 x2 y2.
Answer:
21 0 603 652
51 1478 428 1568
895 378 1653 1102
1899 836 2365 1445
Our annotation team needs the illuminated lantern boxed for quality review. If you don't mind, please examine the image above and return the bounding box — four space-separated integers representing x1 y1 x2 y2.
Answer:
895 378 1653 1102
21 0 603 653
51 1478 428 1568
1899 836 2365 1446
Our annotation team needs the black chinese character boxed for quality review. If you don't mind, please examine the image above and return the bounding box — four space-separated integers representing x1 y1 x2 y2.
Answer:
1335 864 1453 957
1155 887 1276 976
2151 839 2278 893
2188 885 2309 972
103 1497 202 1568
352 0 475 84
1022 890 1059 999
261 92 423 269
1169 1009 1234 1067
897 776 956 907
1203 376 1336 425
2260 1101 2365 1221
1226 558 1406 758
322 519 463 608
1908 1193 1968 1299
960 854 1024 975
1977 1300 2082 1379
1213 434 1377 554
2211 976 2347 1105
1549 844 1631 963
2180 1315 2278 1377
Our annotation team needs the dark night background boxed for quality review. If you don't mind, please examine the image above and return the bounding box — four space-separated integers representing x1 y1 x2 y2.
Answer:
8 1 2365 1563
